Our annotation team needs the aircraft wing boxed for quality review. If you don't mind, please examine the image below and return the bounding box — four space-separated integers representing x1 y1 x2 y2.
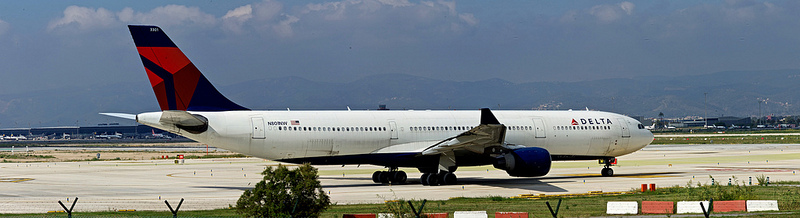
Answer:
420 108 507 155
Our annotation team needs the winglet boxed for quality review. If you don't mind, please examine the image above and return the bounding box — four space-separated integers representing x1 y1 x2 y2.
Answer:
480 108 501 124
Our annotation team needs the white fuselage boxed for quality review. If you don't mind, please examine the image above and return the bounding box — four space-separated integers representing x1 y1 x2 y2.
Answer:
137 109 653 166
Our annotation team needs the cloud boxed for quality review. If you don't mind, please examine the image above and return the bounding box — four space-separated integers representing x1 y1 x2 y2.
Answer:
237 0 284 35
252 0 283 21
222 5 253 33
303 1 349 21
619 2 635 15
0 19 9 36
118 5 216 27
377 0 413 7
459 13 477 26
298 0 477 36
46 0 476 40
273 14 299 37
49 5 217 34
47 6 117 31
589 2 635 23
224 5 254 21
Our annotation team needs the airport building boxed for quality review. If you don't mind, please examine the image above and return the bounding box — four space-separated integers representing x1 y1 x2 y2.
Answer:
0 125 184 140
666 116 753 128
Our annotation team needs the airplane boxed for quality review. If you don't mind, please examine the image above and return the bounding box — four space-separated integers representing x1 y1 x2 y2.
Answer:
2 134 27 140
94 132 123 139
104 25 654 186
150 129 172 139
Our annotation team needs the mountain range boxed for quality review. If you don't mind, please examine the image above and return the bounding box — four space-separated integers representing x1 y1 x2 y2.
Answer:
2 69 800 128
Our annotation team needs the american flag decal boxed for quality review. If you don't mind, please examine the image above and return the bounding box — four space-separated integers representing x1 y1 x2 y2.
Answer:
291 120 300 125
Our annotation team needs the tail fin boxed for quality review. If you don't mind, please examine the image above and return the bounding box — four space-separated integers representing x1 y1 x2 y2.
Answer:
128 25 248 111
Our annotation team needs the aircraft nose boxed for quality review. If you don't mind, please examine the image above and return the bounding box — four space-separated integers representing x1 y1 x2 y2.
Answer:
634 129 655 150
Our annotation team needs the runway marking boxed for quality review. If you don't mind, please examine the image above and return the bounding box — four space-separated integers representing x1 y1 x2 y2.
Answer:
0 178 34 183
560 173 676 178
701 167 795 173
516 191 632 199
618 174 677 178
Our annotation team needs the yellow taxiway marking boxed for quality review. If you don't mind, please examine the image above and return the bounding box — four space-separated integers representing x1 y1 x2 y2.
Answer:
561 173 676 178
0 178 34 183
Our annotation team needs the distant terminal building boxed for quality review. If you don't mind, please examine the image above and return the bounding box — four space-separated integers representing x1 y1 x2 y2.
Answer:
667 116 752 128
0 125 182 140
706 116 752 127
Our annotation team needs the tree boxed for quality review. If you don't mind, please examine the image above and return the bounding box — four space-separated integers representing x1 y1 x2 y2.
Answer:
236 163 330 217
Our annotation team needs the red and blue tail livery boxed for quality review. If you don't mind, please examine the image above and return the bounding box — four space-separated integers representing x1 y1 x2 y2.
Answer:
128 25 248 111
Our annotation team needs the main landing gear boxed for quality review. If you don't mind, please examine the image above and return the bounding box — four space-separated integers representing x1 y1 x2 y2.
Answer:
372 168 407 184
600 157 616 177
420 171 458 186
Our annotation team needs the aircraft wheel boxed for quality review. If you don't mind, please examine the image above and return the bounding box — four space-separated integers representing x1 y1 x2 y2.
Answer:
440 172 457 185
391 171 407 184
379 171 391 183
601 168 614 177
425 173 440 186
372 171 382 183
420 173 430 186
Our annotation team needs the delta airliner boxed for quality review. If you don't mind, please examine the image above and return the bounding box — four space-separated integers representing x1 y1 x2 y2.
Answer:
105 25 654 186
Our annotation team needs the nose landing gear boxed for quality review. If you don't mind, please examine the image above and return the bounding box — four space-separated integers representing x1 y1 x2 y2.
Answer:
599 157 616 177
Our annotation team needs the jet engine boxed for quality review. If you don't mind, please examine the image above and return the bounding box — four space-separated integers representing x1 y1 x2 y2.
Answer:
493 147 551 177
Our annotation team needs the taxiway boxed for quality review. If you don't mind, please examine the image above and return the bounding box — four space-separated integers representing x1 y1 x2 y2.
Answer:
1 143 800 213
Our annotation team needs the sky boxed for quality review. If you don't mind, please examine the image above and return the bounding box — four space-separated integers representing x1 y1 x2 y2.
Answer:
1 0 800 95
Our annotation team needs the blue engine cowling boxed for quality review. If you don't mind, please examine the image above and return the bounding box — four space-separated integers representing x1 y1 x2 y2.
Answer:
493 147 551 177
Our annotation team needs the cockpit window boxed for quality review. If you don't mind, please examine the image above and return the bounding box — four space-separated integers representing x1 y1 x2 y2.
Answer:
637 124 645 129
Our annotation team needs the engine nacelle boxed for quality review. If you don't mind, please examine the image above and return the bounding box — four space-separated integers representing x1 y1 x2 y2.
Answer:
493 147 551 177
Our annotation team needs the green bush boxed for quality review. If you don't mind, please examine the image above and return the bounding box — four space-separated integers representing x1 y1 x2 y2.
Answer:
235 163 330 217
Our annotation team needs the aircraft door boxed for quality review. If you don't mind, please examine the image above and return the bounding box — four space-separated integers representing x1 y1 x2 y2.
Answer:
617 118 631 138
251 117 265 139
389 121 398 140
531 118 546 138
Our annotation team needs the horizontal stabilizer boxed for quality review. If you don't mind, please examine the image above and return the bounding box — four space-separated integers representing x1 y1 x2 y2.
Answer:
100 113 136 120
160 110 207 127
136 110 208 134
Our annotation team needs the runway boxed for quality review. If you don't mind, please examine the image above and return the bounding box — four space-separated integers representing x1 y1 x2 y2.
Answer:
2 143 800 213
